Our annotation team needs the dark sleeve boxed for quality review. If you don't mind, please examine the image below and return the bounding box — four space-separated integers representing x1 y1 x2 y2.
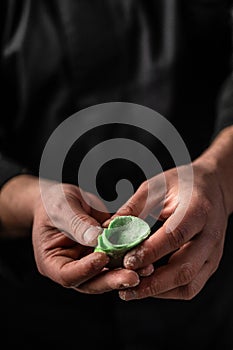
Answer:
0 153 30 188
213 1 233 136
0 0 32 188
214 74 233 135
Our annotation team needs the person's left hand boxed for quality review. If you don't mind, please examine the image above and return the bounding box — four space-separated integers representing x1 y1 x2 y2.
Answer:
106 159 229 301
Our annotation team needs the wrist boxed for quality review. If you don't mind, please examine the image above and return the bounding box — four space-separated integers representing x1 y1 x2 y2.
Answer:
194 126 233 216
0 174 40 236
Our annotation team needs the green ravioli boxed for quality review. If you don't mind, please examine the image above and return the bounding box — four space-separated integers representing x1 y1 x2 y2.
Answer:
94 215 151 268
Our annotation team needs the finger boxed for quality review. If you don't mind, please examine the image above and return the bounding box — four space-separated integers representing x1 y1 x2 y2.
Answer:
103 178 165 227
120 260 215 301
123 202 207 270
62 201 103 246
151 258 217 300
76 268 140 294
47 188 103 246
85 192 111 224
137 264 154 277
45 252 110 287
119 231 216 300
102 193 148 228
153 216 226 301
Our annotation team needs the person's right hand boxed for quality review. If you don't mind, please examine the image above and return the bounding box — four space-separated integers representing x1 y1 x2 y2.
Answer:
0 175 140 293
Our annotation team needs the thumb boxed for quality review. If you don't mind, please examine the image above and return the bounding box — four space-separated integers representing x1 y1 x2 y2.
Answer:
64 207 103 247
44 189 103 247
58 205 103 246
103 195 147 228
103 178 164 227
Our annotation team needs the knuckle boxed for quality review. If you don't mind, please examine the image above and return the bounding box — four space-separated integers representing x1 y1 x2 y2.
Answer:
70 213 88 235
120 200 141 216
139 181 149 194
146 239 160 262
193 198 210 218
59 276 71 288
192 206 207 222
167 224 188 249
210 229 224 244
55 267 73 288
147 278 163 296
175 262 196 286
47 199 63 222
201 198 212 215
70 215 80 236
179 282 199 300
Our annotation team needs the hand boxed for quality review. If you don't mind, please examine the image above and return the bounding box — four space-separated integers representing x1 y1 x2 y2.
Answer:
0 175 140 293
33 180 142 293
110 160 229 301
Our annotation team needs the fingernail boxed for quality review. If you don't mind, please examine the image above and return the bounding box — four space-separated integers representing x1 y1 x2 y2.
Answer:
124 255 138 269
103 216 116 228
131 276 140 287
83 226 103 245
119 289 137 301
121 276 140 289
102 219 110 228
119 291 127 300
138 264 154 277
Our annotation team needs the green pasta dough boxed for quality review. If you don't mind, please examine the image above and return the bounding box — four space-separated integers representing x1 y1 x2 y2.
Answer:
94 215 151 268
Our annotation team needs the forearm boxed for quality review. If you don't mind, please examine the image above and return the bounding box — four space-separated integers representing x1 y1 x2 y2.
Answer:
0 174 40 237
194 125 233 215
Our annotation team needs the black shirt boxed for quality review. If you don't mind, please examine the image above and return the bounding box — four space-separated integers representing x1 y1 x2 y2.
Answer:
1 2 233 349
1 0 233 187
